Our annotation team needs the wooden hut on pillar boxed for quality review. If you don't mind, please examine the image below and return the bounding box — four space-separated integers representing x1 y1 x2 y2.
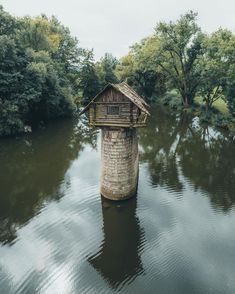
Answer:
80 82 150 200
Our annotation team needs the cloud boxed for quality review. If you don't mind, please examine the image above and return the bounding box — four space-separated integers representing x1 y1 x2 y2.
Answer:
2 0 235 59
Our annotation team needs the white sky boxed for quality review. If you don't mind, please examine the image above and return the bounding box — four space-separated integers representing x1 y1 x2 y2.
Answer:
1 0 235 59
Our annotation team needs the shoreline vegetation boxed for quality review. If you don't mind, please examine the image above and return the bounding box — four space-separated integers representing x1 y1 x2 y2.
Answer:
1 7 235 137
158 90 235 134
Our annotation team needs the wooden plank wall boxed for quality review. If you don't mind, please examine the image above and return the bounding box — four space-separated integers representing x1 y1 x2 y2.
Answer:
88 87 147 127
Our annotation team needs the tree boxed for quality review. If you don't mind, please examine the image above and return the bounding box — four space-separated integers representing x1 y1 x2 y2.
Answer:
197 30 231 110
96 53 119 88
0 8 84 136
0 33 28 135
221 33 235 117
116 37 166 101
78 50 101 105
0 5 20 35
225 65 235 117
154 11 204 106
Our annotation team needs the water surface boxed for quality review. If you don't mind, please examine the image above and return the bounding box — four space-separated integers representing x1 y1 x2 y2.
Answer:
0 106 235 293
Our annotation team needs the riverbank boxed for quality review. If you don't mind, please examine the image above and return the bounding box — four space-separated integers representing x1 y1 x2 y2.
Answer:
158 91 235 135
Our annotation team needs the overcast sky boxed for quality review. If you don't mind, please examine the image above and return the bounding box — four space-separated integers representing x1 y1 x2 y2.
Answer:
2 0 235 59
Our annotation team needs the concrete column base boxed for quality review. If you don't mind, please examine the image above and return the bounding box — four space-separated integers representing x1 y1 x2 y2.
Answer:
101 128 139 201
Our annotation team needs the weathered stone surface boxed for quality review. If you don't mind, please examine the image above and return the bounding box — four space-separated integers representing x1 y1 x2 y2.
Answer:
101 128 139 200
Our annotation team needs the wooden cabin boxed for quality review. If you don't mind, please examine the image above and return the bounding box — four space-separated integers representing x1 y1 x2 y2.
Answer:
80 82 150 128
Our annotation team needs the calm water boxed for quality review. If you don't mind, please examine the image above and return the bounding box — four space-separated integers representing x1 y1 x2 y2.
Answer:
1 106 235 294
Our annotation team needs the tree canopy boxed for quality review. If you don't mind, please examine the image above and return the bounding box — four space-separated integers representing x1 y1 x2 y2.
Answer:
154 11 204 106
1 7 235 135
0 7 88 136
117 10 235 129
0 7 116 136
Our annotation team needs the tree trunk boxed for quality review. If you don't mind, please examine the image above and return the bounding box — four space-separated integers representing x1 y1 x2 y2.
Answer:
182 94 190 107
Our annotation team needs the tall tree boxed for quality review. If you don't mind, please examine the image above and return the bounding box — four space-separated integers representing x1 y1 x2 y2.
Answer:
117 37 167 101
222 33 235 117
96 53 119 88
0 8 84 136
197 29 232 110
154 11 204 106
78 50 101 105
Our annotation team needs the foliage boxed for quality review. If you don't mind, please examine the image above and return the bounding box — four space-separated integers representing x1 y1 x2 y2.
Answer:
2 6 235 135
116 37 167 101
78 52 119 106
117 10 235 130
222 36 235 117
117 11 205 105
96 53 119 88
196 28 235 121
154 11 204 106
78 50 101 105
197 30 232 110
0 7 86 136
195 96 229 115
158 90 182 110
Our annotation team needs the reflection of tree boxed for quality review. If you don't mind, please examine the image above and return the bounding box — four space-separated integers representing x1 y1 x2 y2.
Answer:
0 118 97 245
139 106 186 192
177 127 235 211
88 196 144 290
139 104 235 211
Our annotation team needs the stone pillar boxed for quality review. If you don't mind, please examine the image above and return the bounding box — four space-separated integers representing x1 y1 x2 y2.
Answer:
101 128 139 200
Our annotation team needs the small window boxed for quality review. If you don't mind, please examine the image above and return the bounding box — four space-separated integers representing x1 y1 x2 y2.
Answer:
107 105 120 115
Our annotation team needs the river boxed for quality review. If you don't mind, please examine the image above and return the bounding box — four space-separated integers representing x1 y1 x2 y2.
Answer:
0 105 235 294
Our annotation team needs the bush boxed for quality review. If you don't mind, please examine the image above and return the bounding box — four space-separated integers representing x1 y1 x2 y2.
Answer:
158 91 183 110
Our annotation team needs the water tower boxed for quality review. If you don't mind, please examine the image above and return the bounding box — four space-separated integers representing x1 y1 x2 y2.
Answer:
80 82 150 200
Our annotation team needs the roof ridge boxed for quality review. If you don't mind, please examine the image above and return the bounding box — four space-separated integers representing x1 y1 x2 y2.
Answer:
121 82 149 107
79 82 150 116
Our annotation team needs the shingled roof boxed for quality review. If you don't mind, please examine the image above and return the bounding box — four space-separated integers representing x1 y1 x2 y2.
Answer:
80 82 150 116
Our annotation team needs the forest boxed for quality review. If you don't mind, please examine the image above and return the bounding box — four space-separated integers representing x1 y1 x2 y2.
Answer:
1 7 235 136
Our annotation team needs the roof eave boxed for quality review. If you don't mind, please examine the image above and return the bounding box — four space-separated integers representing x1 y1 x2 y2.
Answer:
79 82 150 116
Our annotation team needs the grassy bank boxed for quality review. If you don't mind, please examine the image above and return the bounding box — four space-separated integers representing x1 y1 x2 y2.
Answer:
195 96 229 115
159 91 235 134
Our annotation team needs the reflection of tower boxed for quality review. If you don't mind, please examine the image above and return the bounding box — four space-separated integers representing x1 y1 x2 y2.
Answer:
88 196 144 289
80 82 149 200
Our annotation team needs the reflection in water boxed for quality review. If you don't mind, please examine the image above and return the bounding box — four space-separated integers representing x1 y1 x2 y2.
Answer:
1 104 235 293
139 108 186 193
139 105 235 211
0 118 97 245
88 196 144 290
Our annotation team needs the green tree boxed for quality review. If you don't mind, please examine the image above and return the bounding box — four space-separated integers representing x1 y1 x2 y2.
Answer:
0 8 85 136
0 33 28 135
154 11 204 106
78 50 101 105
117 37 167 101
197 30 231 110
225 66 235 117
221 33 235 117
96 53 119 88
0 5 20 35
